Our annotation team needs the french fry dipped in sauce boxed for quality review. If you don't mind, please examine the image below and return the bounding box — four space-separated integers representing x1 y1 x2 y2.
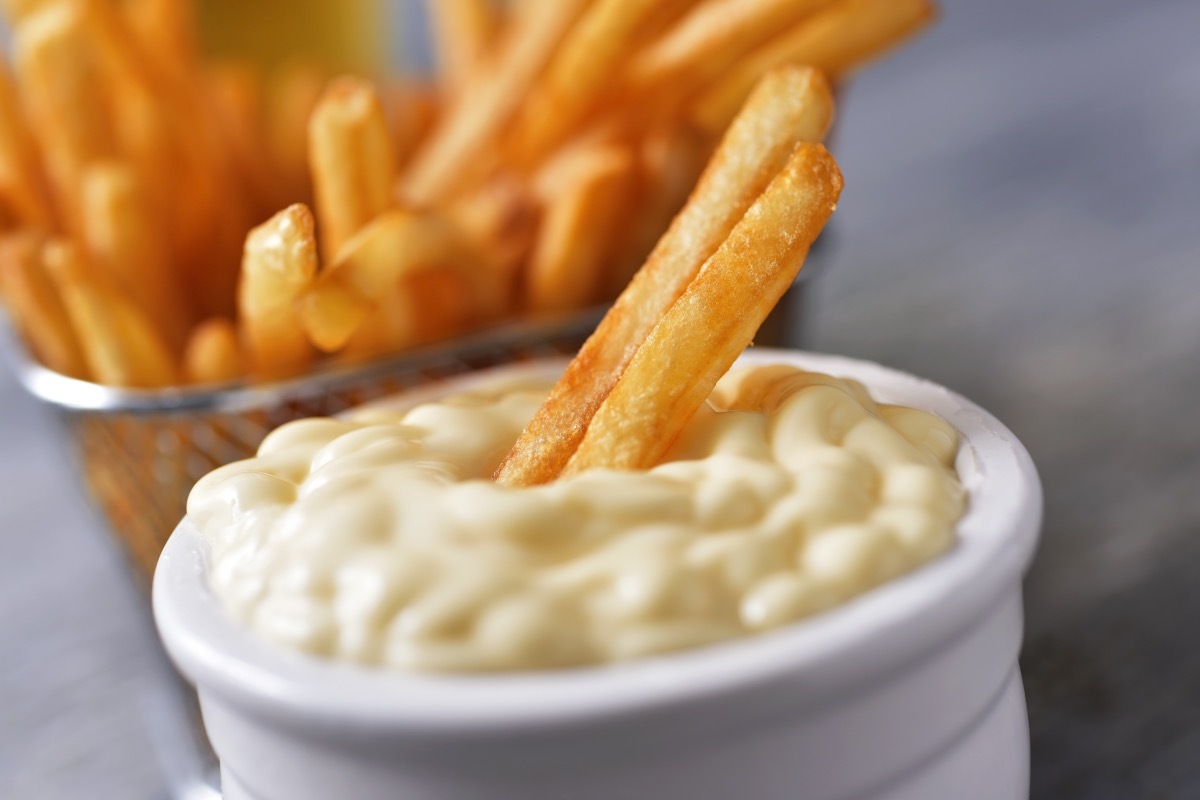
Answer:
563 143 843 474
496 65 835 487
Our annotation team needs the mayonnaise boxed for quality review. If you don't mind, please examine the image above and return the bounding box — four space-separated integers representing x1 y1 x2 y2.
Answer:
188 364 965 672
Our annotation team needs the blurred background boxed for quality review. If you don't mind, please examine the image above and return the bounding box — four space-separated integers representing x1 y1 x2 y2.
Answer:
1 0 1198 798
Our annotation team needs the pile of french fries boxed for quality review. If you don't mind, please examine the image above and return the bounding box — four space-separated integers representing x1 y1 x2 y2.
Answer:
0 0 932 388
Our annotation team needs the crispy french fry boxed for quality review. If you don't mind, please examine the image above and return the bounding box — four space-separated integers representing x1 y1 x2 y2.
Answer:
692 0 936 133
0 64 53 230
0 232 86 377
425 0 498 96
401 0 589 205
266 62 325 202
238 203 318 377
627 0 834 95
43 240 177 387
525 144 635 313
13 2 117 233
299 209 499 353
309 76 394 262
81 162 190 350
563 143 843 473
495 65 834 486
508 0 693 165
183 317 244 384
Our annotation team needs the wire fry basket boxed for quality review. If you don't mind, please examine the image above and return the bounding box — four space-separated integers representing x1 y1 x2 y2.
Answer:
3 308 606 581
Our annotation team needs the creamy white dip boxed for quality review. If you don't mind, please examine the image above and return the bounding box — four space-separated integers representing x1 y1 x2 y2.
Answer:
188 364 965 672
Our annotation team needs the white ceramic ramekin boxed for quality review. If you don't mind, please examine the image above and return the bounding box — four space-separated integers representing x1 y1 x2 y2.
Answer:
153 349 1042 800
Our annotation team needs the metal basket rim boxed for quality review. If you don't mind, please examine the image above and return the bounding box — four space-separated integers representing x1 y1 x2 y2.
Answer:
1 307 606 416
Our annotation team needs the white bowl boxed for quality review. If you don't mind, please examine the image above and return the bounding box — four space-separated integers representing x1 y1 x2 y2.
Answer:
153 349 1042 800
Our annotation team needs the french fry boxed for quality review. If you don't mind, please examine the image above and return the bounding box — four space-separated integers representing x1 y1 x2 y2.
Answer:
508 0 692 165
626 0 834 96
266 62 325 202
446 175 538 302
0 0 51 22
183 317 244 384
525 144 635 313
0 232 86 377
495 66 834 486
206 61 281 213
238 204 318 377
123 0 200 86
692 0 936 133
12 2 118 234
563 143 843 473
308 76 394 262
0 63 52 229
340 268 478 363
42 240 178 387
425 0 498 97
401 0 589 205
299 208 500 353
81 162 190 350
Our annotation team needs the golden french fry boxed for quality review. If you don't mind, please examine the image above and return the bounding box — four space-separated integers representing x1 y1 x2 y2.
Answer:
0 232 87 377
627 0 834 96
525 144 635 313
81 162 190 350
238 203 318 377
43 240 177 387
508 0 693 165
0 63 53 230
563 143 843 473
425 0 497 96
309 76 394 262
401 0 589 205
266 62 325 202
692 0 936 133
183 317 244 385
495 65 834 486
12 2 118 234
299 208 500 353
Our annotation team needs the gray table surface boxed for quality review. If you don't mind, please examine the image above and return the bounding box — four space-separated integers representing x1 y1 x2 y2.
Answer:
3 0 1199 797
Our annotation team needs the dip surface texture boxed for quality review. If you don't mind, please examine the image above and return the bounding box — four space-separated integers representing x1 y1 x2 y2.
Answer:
188 365 965 672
